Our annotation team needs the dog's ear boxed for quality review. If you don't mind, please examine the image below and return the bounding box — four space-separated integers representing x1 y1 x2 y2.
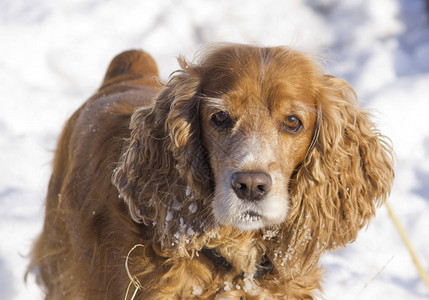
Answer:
164 59 212 197
112 57 210 227
279 75 394 269
311 76 394 245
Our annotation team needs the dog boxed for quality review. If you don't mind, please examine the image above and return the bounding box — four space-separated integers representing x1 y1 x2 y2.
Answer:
29 44 394 299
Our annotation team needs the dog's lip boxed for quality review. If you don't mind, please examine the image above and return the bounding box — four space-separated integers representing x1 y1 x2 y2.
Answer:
243 210 261 218
240 210 262 222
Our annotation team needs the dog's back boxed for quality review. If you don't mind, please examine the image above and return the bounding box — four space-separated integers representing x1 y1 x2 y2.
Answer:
28 50 161 299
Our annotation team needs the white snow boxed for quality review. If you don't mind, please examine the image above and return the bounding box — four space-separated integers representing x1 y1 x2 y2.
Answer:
1 0 429 299
224 281 232 292
192 285 202 296
188 202 198 214
166 211 174 222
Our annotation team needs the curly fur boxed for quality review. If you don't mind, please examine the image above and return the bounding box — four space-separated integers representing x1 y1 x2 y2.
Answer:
28 44 394 299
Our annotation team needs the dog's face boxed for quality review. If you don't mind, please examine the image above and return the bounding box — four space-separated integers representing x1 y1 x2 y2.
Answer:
199 48 318 230
114 45 393 262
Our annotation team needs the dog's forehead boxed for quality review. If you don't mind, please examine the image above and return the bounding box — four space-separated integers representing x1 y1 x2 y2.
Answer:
202 73 316 117
199 47 318 114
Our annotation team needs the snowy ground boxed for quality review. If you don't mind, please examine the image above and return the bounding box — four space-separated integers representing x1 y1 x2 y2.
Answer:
1 0 429 299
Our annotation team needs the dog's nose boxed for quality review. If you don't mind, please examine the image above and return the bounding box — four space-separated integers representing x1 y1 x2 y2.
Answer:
231 172 272 201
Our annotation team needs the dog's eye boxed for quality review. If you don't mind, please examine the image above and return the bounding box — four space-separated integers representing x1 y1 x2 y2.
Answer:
282 115 303 133
211 111 232 128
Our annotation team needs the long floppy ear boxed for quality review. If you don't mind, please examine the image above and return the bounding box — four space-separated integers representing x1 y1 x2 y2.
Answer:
274 75 395 274
112 58 211 239
308 76 394 245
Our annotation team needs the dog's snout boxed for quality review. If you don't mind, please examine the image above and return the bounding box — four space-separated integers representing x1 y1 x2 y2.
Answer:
231 172 272 201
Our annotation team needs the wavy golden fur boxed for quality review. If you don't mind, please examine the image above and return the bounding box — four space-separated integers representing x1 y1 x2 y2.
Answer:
28 44 394 299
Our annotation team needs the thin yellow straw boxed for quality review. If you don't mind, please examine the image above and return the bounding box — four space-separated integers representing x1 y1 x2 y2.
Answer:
124 244 145 300
386 202 429 288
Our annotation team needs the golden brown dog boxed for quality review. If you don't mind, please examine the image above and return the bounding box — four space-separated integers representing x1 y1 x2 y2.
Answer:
29 44 394 299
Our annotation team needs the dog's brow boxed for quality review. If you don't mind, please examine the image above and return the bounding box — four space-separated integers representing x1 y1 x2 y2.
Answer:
290 104 316 114
203 97 228 111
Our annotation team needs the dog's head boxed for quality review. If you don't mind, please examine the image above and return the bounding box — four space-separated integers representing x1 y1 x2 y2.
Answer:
196 46 318 231
113 44 394 252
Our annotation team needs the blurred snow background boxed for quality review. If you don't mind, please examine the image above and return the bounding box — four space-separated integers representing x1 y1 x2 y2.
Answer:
1 0 429 299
